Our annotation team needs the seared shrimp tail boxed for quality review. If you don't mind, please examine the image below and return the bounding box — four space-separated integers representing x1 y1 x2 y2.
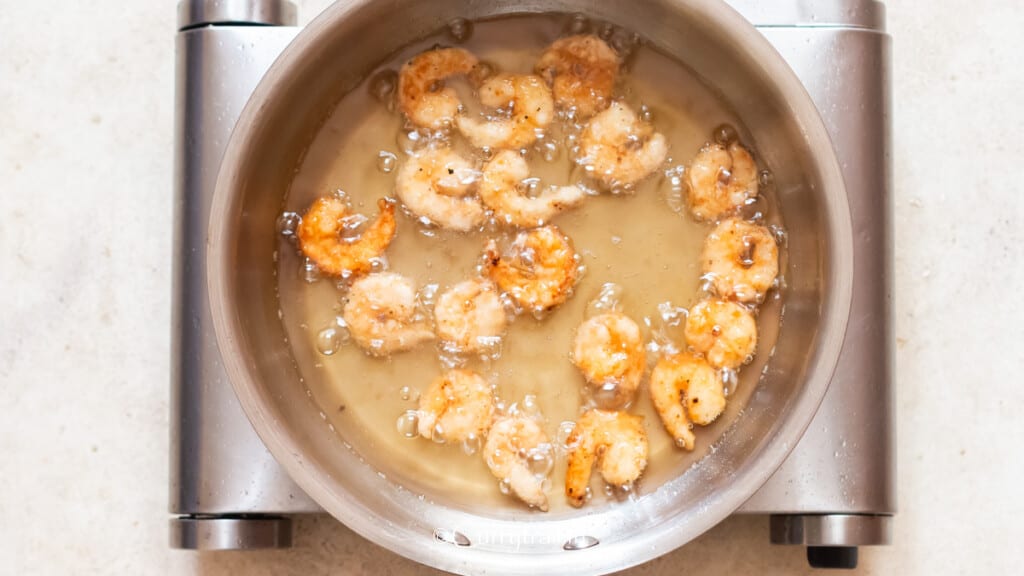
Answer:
399 47 480 130
418 369 495 443
484 416 552 511
683 299 757 369
484 225 580 314
649 353 725 450
395 147 486 231
480 150 586 227
297 196 397 279
456 74 554 150
342 272 434 356
577 101 668 188
536 34 620 119
434 278 508 354
565 409 648 507
686 141 759 221
701 218 779 303
572 312 646 408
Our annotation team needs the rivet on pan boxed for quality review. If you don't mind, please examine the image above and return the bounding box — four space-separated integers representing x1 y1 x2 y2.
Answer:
433 528 472 547
563 535 600 550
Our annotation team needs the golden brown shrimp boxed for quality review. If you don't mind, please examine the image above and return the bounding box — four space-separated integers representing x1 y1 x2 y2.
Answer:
417 369 495 443
296 197 396 279
577 102 668 188
483 416 553 511
683 299 757 369
342 272 434 356
701 218 779 303
649 353 726 450
479 149 586 227
398 47 479 130
571 312 646 407
535 34 620 119
686 141 759 221
456 73 554 150
395 147 486 231
565 409 648 507
483 225 580 315
433 278 508 354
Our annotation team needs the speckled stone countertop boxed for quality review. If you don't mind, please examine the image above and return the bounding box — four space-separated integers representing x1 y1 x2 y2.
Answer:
1 1 1022 574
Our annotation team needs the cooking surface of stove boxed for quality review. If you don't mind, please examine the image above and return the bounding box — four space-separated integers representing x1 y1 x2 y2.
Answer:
170 0 893 568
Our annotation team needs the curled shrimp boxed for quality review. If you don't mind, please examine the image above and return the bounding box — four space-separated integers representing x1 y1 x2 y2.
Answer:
565 409 648 507
483 225 580 315
683 299 757 369
395 147 486 231
456 73 554 150
297 196 396 278
571 312 646 408
342 272 434 356
417 368 495 443
483 416 553 511
649 353 726 451
577 102 668 188
398 47 479 130
434 278 508 354
479 149 587 227
686 141 758 221
702 218 779 303
536 34 620 119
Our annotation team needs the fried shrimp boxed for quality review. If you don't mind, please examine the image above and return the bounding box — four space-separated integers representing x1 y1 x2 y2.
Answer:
565 409 648 507
434 278 508 354
577 102 668 188
342 272 434 356
456 73 554 150
701 218 779 303
395 147 486 231
686 141 758 221
296 196 396 279
417 369 495 443
483 225 580 314
479 150 586 227
398 47 479 130
483 416 553 511
649 353 726 450
536 34 620 119
683 299 757 369
572 312 646 407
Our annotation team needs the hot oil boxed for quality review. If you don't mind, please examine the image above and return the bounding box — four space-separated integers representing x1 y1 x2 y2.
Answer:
277 14 784 517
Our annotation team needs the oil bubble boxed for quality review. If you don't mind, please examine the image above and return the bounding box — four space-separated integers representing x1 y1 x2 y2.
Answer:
527 446 554 478
556 421 577 450
396 410 420 438
447 18 473 43
377 150 398 173
276 212 301 240
315 324 348 356
565 13 590 34
301 258 322 283
585 282 625 317
462 434 481 455
369 69 398 106
713 123 739 146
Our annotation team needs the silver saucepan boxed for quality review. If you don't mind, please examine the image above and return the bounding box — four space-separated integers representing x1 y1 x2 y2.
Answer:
208 0 853 574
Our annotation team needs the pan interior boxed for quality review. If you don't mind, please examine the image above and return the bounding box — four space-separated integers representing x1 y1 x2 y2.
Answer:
210 0 850 573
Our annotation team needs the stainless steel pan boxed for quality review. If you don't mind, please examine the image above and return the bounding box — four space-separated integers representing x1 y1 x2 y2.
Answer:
207 1 853 573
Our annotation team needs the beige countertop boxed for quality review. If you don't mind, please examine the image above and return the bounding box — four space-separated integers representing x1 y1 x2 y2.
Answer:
1 0 1021 574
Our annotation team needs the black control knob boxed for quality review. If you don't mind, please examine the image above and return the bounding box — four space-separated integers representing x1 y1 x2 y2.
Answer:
806 546 858 569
